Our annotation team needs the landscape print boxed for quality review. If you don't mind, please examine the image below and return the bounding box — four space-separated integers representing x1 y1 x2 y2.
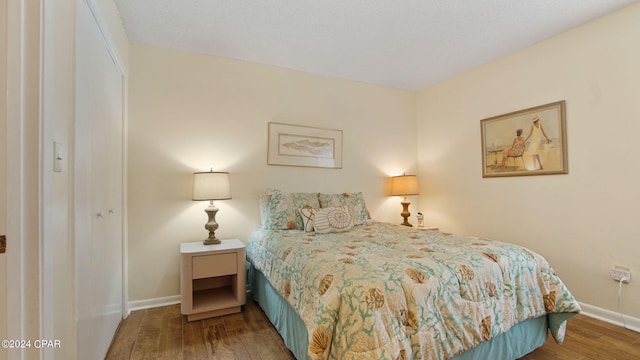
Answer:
268 122 343 168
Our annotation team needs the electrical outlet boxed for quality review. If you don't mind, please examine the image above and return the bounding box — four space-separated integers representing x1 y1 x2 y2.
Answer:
611 266 631 283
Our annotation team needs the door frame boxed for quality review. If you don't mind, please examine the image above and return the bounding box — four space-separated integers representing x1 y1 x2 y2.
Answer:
1 0 7 355
5 1 43 357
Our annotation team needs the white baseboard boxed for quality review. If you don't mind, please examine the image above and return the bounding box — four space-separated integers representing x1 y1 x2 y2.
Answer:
126 295 181 316
579 302 640 333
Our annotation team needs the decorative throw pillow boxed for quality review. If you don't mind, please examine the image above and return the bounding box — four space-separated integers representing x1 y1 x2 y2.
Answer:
312 206 354 233
298 207 317 232
258 194 271 229
319 192 370 225
265 189 320 230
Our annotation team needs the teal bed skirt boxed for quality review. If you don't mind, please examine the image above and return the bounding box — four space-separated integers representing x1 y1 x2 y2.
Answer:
248 264 548 360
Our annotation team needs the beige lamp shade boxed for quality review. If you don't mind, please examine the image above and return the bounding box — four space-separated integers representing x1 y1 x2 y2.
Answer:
390 174 419 196
192 171 232 201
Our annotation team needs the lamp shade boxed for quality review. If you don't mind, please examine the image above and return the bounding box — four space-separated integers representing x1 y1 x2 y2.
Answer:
390 174 419 196
192 171 232 201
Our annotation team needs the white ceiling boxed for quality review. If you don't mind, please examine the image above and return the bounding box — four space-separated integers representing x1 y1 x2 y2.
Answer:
114 0 637 90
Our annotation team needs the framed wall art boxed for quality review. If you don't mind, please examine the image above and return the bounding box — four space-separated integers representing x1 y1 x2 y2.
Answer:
268 122 343 169
481 100 568 178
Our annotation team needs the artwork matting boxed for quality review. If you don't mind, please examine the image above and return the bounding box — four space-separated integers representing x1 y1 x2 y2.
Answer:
268 122 343 169
481 101 568 177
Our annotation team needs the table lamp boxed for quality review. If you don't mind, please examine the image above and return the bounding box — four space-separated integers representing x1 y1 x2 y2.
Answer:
390 174 419 227
192 170 231 244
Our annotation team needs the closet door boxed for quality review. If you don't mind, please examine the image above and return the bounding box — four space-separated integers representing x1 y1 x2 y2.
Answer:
75 1 124 359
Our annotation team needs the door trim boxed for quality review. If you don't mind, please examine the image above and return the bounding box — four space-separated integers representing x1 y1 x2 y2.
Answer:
5 0 43 355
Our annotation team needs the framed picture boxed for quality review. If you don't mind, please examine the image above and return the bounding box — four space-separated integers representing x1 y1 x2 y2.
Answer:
268 122 343 168
480 100 568 177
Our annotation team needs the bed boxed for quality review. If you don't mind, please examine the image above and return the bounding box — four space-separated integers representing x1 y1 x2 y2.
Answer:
247 189 580 360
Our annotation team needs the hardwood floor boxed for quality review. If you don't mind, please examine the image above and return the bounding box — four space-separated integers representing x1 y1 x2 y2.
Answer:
106 299 640 359
106 299 296 360
519 315 640 360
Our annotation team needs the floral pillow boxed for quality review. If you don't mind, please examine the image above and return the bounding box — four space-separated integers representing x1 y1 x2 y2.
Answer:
299 206 353 233
319 192 370 225
261 189 320 230
258 193 272 229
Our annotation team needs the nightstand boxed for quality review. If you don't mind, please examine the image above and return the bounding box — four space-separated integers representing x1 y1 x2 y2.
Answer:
180 239 246 321
417 226 439 230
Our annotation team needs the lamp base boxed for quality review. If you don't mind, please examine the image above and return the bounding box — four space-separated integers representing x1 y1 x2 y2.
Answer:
202 201 221 245
400 197 413 227
203 237 221 245
400 219 413 227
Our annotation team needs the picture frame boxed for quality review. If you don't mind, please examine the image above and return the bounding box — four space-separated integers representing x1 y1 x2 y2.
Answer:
268 122 343 168
480 100 568 177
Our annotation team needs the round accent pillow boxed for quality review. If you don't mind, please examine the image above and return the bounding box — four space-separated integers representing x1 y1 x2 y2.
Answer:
326 207 352 229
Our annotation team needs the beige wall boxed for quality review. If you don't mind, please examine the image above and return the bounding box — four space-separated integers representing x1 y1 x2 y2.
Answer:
417 3 640 319
127 44 418 302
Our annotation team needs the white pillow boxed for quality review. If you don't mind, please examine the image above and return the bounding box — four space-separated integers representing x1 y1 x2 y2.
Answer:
312 206 354 233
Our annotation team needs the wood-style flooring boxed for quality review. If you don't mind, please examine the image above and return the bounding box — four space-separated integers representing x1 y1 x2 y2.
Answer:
106 298 640 359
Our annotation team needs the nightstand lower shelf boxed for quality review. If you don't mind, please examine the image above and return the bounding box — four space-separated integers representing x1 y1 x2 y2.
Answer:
193 287 236 308
189 285 241 321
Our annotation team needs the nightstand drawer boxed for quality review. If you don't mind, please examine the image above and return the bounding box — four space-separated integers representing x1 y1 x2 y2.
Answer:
192 253 237 279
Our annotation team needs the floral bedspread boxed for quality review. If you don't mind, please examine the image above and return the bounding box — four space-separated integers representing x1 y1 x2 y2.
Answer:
246 222 580 360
